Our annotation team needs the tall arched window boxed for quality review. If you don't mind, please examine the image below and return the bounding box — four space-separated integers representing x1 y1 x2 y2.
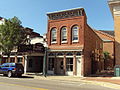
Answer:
51 28 57 43
72 26 79 42
61 27 67 42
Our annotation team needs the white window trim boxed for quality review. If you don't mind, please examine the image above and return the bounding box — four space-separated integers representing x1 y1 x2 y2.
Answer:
51 41 57 44
61 41 67 43
72 40 79 43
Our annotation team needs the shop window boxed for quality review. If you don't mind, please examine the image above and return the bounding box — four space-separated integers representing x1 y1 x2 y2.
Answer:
57 52 64 56
28 59 33 68
51 28 57 43
72 26 79 42
76 51 82 56
17 58 22 63
66 52 73 56
48 53 55 56
10 58 15 63
61 27 67 43
66 58 73 71
48 58 54 71
60 61 63 69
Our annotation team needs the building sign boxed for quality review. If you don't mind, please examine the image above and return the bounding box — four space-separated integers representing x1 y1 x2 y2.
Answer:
48 9 83 20
18 43 45 53
33 43 45 52
18 45 33 52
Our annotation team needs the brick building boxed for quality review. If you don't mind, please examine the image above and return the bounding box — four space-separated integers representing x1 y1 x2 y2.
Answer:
46 8 103 76
108 0 120 65
95 30 115 70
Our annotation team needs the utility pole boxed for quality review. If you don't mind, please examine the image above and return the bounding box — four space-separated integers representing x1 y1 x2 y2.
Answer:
43 47 47 77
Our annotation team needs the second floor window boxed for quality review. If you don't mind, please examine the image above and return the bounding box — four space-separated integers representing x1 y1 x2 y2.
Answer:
51 28 57 43
72 26 79 42
61 27 67 42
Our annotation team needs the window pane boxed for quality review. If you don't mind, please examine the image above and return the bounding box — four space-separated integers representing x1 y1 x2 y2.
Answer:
61 27 67 41
48 58 54 71
66 58 73 71
72 26 78 41
18 58 22 63
51 28 57 42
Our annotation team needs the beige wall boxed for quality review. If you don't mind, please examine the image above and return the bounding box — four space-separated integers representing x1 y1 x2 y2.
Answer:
114 16 120 65
109 1 120 65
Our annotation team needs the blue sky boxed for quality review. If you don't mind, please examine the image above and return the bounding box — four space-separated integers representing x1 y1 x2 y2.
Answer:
0 0 114 35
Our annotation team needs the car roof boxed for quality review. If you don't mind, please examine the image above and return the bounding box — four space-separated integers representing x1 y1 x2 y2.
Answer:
2 63 15 64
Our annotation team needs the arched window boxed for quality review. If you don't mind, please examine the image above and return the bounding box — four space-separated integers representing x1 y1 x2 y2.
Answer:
61 27 67 42
51 28 57 43
72 26 79 42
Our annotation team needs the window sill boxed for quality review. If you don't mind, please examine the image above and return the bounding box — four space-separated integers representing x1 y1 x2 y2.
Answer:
51 41 57 44
72 40 79 43
61 41 67 44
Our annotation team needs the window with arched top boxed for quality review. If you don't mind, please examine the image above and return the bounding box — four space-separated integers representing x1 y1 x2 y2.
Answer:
72 26 79 42
51 28 57 43
61 27 67 43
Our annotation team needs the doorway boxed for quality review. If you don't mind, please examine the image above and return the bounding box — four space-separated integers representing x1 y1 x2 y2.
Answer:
56 58 64 75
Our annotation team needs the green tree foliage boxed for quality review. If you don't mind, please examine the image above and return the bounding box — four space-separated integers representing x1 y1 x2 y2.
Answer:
103 51 110 60
0 16 27 61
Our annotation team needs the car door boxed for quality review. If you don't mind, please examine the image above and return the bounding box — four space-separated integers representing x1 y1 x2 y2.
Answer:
4 64 9 74
0 64 5 74
1 63 9 74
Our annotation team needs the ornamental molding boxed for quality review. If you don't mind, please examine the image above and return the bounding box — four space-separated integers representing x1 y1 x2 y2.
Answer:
47 9 83 20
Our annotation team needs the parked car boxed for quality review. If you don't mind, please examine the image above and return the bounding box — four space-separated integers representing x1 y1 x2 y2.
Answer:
0 63 24 77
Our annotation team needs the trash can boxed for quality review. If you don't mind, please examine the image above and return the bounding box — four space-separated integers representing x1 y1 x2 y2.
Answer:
114 65 120 77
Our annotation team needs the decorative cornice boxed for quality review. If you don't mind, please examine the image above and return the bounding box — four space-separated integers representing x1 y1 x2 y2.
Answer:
47 8 84 20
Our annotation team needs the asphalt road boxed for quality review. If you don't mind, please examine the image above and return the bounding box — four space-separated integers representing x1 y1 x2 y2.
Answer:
0 75 118 90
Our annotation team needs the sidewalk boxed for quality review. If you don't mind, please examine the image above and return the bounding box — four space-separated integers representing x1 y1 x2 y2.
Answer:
24 73 120 89
24 73 120 84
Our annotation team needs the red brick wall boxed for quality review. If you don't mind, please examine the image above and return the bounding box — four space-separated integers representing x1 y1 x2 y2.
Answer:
95 30 115 69
84 25 103 76
103 42 114 69
47 16 85 49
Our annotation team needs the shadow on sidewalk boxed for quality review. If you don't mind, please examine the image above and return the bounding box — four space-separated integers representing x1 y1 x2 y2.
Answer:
88 70 114 77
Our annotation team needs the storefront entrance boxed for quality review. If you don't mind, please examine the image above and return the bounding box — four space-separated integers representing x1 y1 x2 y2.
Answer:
56 58 64 75
26 56 43 73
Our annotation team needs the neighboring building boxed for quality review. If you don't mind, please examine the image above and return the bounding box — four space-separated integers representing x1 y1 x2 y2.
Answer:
0 27 45 73
95 30 115 70
108 0 120 65
31 33 48 47
46 8 103 76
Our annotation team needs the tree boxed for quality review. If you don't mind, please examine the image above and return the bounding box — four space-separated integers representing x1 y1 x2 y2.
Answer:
103 51 110 60
0 16 27 62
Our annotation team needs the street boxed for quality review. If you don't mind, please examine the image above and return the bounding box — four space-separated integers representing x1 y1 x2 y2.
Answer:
0 75 118 90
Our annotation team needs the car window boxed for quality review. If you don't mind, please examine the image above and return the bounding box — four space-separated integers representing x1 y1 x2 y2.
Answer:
10 63 15 67
4 64 9 67
1 63 9 67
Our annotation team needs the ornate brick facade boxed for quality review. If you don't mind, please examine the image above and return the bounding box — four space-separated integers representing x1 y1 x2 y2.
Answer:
47 8 103 76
